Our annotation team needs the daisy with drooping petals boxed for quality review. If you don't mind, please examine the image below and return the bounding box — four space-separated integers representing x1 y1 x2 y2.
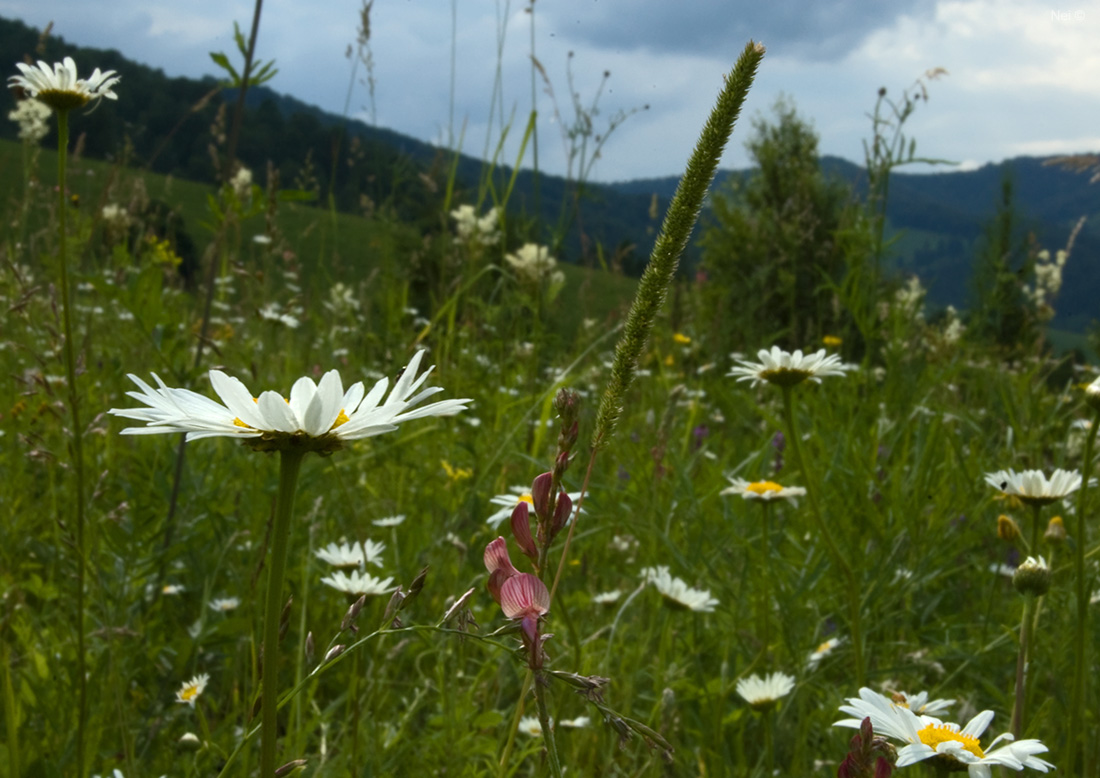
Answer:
9 57 120 112
175 673 209 707
984 468 1084 507
109 350 469 452
641 566 719 613
721 477 806 504
736 672 795 710
835 687 1054 778
728 346 847 388
320 570 396 597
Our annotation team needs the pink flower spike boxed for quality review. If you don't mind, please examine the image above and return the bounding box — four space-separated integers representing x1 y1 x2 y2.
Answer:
551 491 572 537
500 573 550 620
510 501 538 560
484 537 520 576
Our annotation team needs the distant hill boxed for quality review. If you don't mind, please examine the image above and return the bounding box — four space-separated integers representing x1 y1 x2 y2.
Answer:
4 15 1099 330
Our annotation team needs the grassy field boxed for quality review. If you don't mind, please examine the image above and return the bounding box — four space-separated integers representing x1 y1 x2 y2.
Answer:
3 41 1099 778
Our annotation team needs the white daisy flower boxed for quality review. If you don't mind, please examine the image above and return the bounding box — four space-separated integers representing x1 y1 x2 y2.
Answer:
175 673 209 707
592 590 622 605
109 350 469 450
320 570 396 597
315 541 365 568
208 597 240 612
641 566 719 613
559 716 591 728
372 514 406 528
984 468 1084 507
728 346 847 388
9 56 121 111
807 636 843 669
518 715 543 736
485 486 586 529
721 477 806 504
835 688 1054 777
736 672 796 710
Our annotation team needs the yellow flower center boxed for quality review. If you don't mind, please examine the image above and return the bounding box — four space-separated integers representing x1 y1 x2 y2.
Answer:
758 367 813 387
673 332 692 345
747 481 783 495
519 494 534 504
917 723 985 759
815 641 831 653
179 685 200 703
331 409 349 428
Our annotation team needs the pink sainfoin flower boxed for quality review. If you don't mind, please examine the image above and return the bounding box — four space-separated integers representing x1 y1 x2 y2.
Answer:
501 573 551 669
484 536 521 603
484 536 551 668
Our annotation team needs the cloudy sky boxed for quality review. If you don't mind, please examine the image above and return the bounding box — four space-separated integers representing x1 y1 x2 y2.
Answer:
4 0 1099 182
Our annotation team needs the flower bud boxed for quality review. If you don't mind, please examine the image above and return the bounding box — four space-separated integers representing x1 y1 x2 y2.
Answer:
1045 515 1066 545
1085 377 1100 413
510 501 538 560
179 732 202 750
997 514 1020 542
1013 556 1051 597
531 472 553 521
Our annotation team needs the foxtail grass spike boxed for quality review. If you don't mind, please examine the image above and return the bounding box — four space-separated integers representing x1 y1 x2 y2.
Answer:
592 41 765 450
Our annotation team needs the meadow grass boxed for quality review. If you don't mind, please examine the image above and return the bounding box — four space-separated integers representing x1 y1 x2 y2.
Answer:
2 19 1098 778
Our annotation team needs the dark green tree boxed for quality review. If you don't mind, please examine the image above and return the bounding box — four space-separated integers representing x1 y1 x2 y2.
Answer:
698 98 852 350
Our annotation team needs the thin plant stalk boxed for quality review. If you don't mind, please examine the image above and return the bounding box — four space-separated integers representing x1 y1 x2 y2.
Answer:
1069 412 1099 773
1011 595 1036 739
259 448 305 777
54 107 89 777
780 386 864 686
759 501 774 666
763 709 775 777
533 671 563 778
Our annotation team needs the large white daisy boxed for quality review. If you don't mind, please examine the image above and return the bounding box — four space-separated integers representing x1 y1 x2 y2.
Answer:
320 570 396 597
110 350 469 450
728 346 847 388
9 57 120 112
984 468 1084 507
835 688 1054 778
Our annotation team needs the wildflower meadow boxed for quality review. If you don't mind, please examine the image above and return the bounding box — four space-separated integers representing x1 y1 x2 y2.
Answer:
3 6 1100 778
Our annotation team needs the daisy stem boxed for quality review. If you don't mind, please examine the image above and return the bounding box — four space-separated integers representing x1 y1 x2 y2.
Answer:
260 448 305 778
1011 595 1035 739
1029 502 1042 558
780 386 864 686
759 502 774 666
534 669 563 778
55 107 89 778
763 709 775 777
1069 412 1098 774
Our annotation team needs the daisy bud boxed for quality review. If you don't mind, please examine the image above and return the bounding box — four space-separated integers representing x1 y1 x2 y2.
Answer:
510 501 538 560
179 732 202 750
997 514 1020 542
341 595 366 633
1013 556 1051 597
275 759 308 776
531 472 554 521
1045 515 1066 545
402 567 429 609
279 596 293 641
1085 376 1100 413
